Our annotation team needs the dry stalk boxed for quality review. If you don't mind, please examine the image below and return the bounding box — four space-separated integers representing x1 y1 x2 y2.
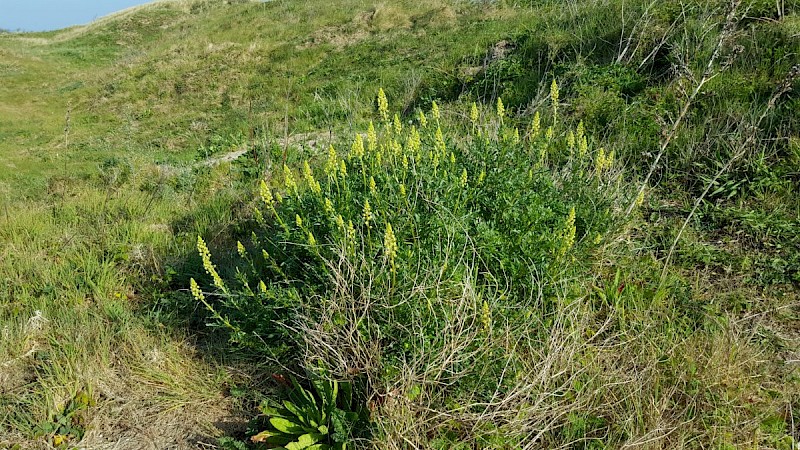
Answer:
626 0 744 217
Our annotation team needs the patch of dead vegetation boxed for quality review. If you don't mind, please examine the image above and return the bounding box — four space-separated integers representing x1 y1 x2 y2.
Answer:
298 4 458 50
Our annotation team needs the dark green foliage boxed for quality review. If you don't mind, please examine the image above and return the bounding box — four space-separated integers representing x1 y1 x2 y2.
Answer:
249 374 368 449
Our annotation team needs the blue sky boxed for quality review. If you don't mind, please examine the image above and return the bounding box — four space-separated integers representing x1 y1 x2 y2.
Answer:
1 0 154 32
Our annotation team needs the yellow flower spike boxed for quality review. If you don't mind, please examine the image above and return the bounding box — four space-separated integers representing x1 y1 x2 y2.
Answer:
237 241 246 258
376 151 382 166
496 97 505 123
351 133 365 159
478 169 486 185
259 180 273 205
460 168 468 187
407 126 421 159
384 222 398 270
392 139 402 157
595 147 606 174
378 88 389 124
558 206 576 258
545 126 554 141
253 207 264 225
431 101 440 122
470 102 479 126
531 111 541 138
363 200 372 229
367 121 377 153
402 154 409 171
262 249 270 261
566 130 575 151
576 121 585 141
275 192 283 203
369 176 377 196
432 151 440 170
307 231 316 247
190 278 204 302
393 113 403 135
339 159 347 178
303 160 321 195
283 164 297 197
550 79 559 118
481 300 492 332
418 109 428 128
579 135 588 160
258 280 267 295
607 150 615 169
512 127 520 144
347 220 356 239
399 183 407 197
197 236 225 292
295 214 303 228
324 197 335 216
449 152 456 165
435 126 446 155
325 144 338 179
335 214 345 230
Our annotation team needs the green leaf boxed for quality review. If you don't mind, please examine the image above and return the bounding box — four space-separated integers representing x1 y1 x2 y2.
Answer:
270 417 306 435
285 433 323 450
260 401 288 418
283 400 307 424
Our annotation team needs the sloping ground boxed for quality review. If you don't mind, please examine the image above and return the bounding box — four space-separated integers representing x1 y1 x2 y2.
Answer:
0 0 798 447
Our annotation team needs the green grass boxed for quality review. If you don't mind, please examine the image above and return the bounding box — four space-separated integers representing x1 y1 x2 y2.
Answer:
0 0 798 448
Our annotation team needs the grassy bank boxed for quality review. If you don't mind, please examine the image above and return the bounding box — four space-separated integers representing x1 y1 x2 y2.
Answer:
1 0 798 448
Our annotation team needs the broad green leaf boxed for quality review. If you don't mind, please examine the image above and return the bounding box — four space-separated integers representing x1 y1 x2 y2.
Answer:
283 400 307 424
270 417 306 434
285 432 322 450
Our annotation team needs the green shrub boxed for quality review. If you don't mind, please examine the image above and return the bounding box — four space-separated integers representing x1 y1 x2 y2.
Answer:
190 90 633 445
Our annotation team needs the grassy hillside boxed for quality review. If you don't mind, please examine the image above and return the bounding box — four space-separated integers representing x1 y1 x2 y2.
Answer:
1 0 798 448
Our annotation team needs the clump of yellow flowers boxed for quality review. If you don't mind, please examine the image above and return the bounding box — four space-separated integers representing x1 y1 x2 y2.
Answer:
189 87 632 364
